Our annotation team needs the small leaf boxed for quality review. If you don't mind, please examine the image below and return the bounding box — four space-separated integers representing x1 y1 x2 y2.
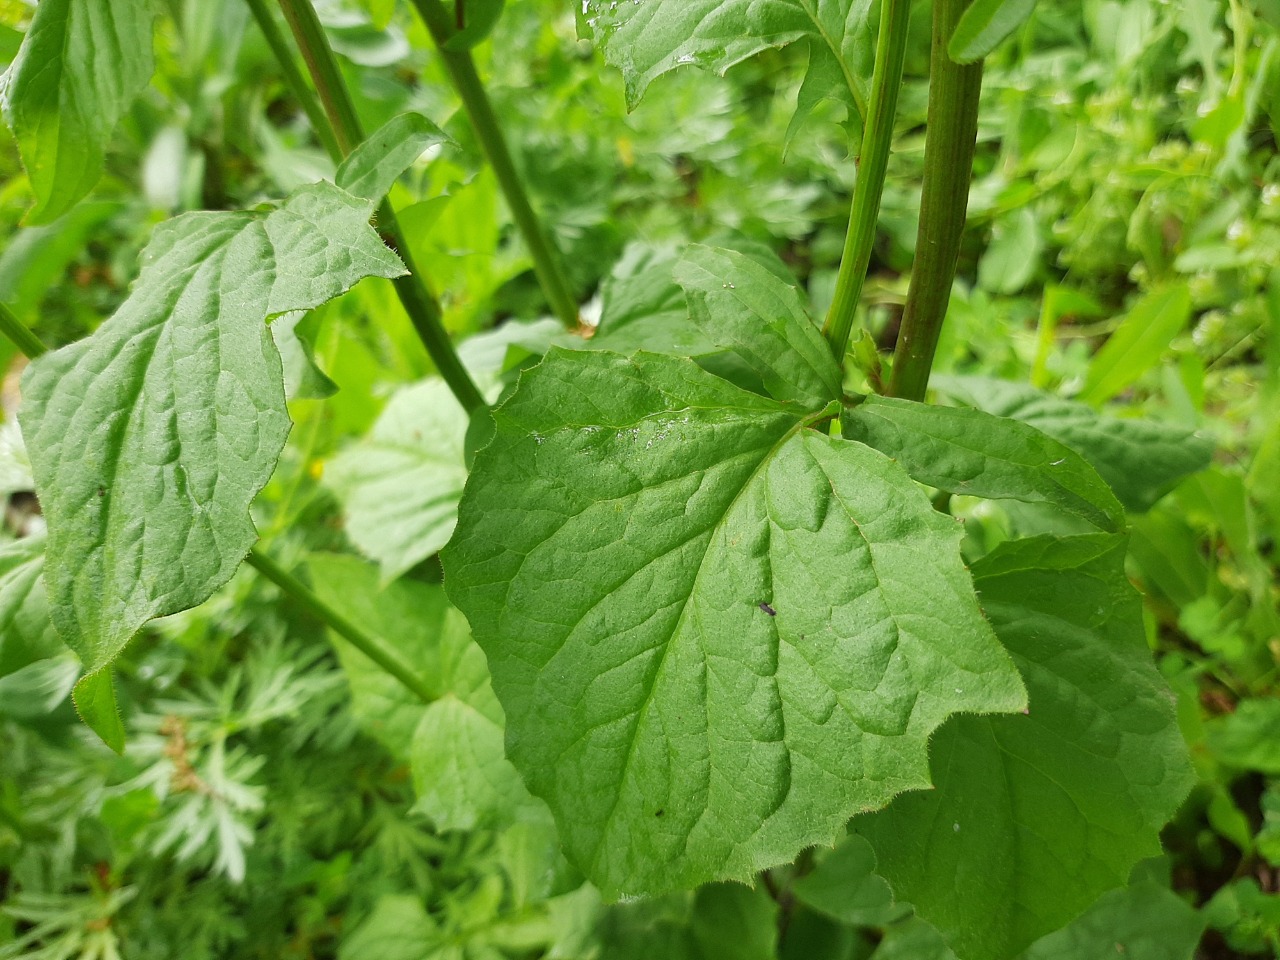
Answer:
934 377 1212 512
1206 699 1280 774
948 0 1039 64
442 0 505 51
340 896 441 960
0 0 156 223
1080 283 1193 405
326 379 468 582
336 112 452 205
855 535 1195 960
842 395 1125 531
673 244 842 406
792 834 905 927
20 181 406 676
444 348 1026 897
73 668 126 754
0 534 62 677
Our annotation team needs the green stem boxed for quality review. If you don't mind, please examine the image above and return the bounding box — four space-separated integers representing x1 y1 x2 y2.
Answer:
822 0 911 365
275 0 486 414
243 0 343 161
0 301 48 359
407 0 580 329
246 548 435 705
887 0 984 403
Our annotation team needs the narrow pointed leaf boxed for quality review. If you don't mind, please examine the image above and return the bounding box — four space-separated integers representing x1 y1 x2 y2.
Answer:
442 0 506 50
0 0 156 223
20 182 406 675
674 245 842 406
1080 283 1193 405
444 348 1025 897
326 379 468 582
581 0 874 125
842 395 1125 530
855 535 1195 960
336 112 452 205
948 0 1039 64
0 535 62 677
934 377 1212 511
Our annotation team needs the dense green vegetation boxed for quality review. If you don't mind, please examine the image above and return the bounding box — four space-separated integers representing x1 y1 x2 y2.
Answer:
1 0 1279 958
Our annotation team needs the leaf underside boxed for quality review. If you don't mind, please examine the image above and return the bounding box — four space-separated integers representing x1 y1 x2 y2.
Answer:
444 347 1026 897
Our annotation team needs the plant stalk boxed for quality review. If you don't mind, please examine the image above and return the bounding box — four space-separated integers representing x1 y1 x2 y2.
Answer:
407 0 580 329
0 301 48 359
822 0 911 366
246 549 435 705
243 0 342 160
887 0 984 402
275 0 487 414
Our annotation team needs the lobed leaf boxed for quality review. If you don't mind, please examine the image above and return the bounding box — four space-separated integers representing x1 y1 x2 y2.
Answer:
444 348 1025 897
855 534 1195 960
20 182 405 676
933 376 1212 511
0 0 156 223
842 395 1125 531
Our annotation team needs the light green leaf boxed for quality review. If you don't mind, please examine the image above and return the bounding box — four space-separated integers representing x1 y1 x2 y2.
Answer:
581 0 874 125
1020 882 1204 960
336 112 452 205
0 534 62 677
73 668 126 754
1206 699 1280 774
340 895 441 960
443 0 506 51
1080 283 1193 405
842 395 1125 531
444 348 1026 897
20 182 406 676
856 535 1195 960
673 245 842 406
934 377 1212 512
326 379 468 582
949 0 1039 64
978 207 1041 294
0 0 156 223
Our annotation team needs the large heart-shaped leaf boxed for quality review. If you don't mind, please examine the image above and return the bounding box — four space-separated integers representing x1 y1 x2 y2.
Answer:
444 347 1026 897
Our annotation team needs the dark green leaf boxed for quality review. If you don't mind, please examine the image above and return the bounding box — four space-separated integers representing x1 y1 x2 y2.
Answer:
444 348 1026 897
933 377 1212 511
842 395 1125 531
443 0 506 51
856 535 1195 960
0 0 156 223
20 182 405 676
792 834 905 927
674 244 842 406
336 112 452 205
1021 882 1204 960
949 0 1039 64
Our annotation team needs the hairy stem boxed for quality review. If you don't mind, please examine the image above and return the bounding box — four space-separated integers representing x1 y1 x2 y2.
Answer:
887 0 984 402
275 0 487 414
243 0 342 160
246 549 435 704
407 0 580 329
822 0 911 366
0 301 48 360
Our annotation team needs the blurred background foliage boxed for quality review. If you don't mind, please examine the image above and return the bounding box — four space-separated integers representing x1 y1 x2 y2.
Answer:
1 0 1279 957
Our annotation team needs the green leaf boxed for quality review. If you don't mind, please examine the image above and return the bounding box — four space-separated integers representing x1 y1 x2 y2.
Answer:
673 245 842 406
948 0 1039 64
443 0 506 51
19 181 406 676
0 0 156 223
792 834 905 927
1206 699 1280 774
336 112 452 205
0 534 62 677
326 379 468 582
73 668 126 754
340 895 441 960
933 377 1212 512
1080 283 1193 405
1021 882 1205 960
444 348 1026 897
855 535 1195 960
582 0 874 125
842 395 1125 531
